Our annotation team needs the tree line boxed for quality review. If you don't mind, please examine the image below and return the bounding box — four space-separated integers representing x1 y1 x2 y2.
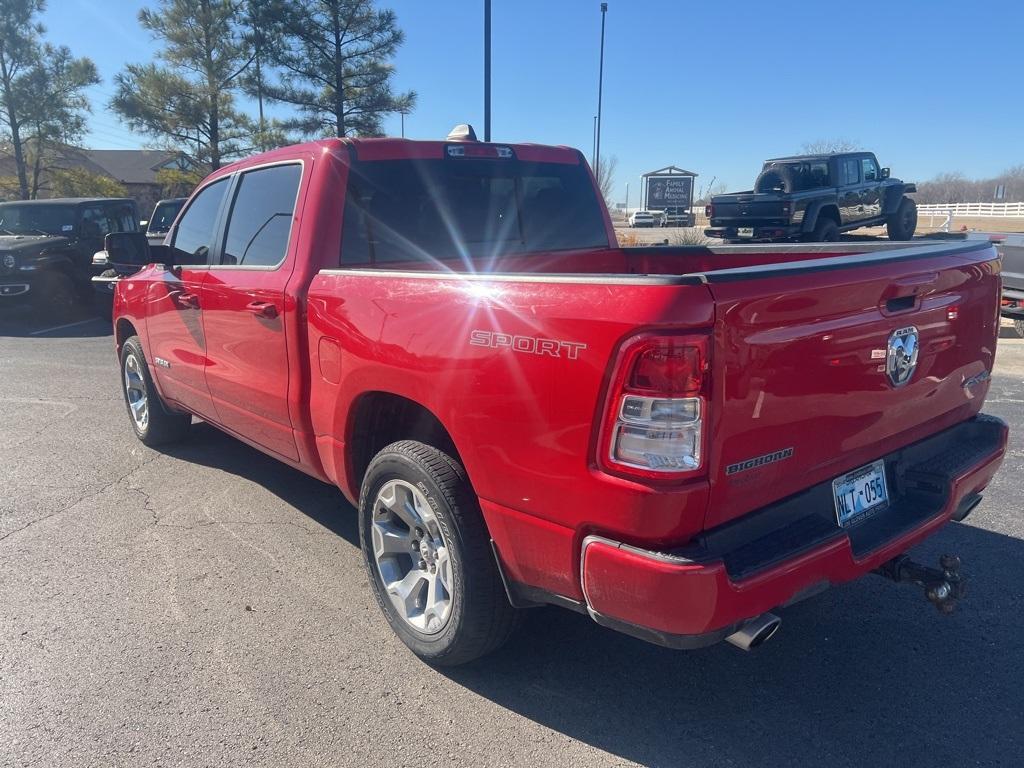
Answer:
0 0 414 200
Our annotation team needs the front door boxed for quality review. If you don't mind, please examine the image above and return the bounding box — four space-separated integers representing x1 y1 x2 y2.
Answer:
837 156 863 226
145 177 231 420
201 163 304 461
859 155 883 218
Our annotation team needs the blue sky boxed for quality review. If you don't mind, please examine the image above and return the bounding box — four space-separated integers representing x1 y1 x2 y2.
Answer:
42 0 1023 203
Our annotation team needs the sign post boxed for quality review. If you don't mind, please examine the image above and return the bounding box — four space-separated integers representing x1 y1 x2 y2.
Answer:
641 166 698 226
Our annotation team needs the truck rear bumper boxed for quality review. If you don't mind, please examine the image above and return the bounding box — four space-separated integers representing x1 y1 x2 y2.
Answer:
705 224 803 242
579 415 1007 648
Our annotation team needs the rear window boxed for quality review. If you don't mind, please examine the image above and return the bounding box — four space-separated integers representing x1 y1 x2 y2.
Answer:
762 160 831 191
340 158 608 267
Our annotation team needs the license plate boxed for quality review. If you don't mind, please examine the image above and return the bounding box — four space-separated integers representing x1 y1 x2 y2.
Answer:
832 460 888 527
737 227 754 237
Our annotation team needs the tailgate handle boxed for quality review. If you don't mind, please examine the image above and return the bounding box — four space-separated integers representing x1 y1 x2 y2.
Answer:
882 273 938 314
886 295 916 313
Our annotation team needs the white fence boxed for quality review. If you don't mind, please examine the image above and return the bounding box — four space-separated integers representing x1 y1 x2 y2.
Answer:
916 202 1024 217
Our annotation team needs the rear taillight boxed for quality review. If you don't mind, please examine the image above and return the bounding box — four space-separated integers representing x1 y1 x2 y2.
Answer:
599 334 709 480
705 204 714 219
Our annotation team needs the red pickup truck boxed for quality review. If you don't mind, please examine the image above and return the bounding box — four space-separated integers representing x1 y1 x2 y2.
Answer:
110 130 1007 665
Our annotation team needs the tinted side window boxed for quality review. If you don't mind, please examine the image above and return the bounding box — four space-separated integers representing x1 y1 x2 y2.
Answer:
80 206 115 238
861 156 878 182
839 158 861 186
221 164 302 267
172 179 229 266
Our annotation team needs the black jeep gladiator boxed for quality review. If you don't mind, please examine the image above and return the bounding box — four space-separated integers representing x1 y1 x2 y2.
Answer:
704 152 917 243
0 197 139 316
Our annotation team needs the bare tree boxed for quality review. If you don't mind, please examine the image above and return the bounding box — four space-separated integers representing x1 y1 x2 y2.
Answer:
800 138 862 154
595 154 617 204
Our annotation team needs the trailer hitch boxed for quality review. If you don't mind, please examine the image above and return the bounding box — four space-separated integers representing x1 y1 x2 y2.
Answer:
873 554 966 614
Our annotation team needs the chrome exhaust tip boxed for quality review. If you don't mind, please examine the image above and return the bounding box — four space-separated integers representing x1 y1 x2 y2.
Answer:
725 612 781 651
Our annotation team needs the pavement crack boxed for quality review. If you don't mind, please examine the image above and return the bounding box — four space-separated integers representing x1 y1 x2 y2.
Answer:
0 452 164 546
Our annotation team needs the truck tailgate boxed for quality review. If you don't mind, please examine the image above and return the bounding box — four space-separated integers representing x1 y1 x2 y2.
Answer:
712 193 787 221
702 241 1000 529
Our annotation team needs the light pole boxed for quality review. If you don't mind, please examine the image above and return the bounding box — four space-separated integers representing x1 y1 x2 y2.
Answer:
625 182 629 212
594 3 608 181
484 0 492 141
591 115 597 168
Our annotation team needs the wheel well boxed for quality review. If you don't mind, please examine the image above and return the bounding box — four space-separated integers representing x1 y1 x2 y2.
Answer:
817 205 840 226
347 392 461 492
115 319 137 353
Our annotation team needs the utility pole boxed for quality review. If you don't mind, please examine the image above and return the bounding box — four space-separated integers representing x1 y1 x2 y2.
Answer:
484 0 492 141
595 3 608 180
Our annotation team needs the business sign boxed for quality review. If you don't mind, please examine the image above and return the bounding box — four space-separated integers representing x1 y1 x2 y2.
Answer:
646 175 693 209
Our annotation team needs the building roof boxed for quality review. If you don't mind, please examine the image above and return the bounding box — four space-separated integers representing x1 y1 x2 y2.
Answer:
77 149 190 184
642 165 698 177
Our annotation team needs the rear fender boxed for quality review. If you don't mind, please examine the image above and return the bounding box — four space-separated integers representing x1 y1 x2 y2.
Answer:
801 199 838 233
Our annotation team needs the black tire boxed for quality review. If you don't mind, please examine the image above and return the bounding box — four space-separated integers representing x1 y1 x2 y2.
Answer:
119 335 190 446
887 196 918 241
1014 319 1024 338
359 440 520 666
805 217 840 242
754 165 796 193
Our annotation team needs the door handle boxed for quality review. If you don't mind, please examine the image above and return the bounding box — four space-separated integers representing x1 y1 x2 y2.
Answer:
245 300 279 319
171 291 199 309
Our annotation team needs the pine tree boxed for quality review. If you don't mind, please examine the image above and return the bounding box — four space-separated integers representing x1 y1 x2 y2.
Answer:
112 0 252 169
267 0 416 138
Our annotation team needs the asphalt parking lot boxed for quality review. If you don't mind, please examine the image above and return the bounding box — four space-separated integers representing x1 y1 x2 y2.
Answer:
2 308 1023 768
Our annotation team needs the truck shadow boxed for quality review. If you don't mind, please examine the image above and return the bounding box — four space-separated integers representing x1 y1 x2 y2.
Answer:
159 422 360 547
442 518 1024 766
161 423 1022 765
0 303 111 338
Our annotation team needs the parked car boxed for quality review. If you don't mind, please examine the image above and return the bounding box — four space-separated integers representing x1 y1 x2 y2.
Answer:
628 210 657 227
705 152 917 243
91 198 187 320
109 130 1006 666
0 197 139 316
143 197 186 245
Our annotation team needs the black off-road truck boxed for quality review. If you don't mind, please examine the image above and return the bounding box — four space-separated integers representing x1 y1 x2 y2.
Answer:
705 152 917 243
0 197 139 317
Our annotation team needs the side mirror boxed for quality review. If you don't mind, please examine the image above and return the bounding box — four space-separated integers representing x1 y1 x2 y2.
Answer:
149 244 172 266
139 219 149 229
880 167 891 180
104 231 152 267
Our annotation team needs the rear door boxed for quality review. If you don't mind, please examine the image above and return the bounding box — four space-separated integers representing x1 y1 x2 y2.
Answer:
200 162 304 461
145 178 230 420
703 242 999 529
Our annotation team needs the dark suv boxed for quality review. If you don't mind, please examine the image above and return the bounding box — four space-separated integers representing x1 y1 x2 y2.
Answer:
705 152 918 243
0 197 139 315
